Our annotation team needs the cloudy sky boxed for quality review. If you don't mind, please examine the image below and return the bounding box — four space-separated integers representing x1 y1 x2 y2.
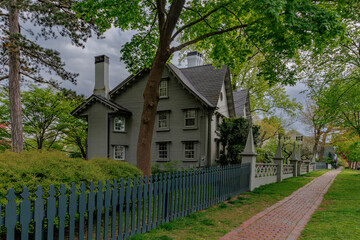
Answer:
39 27 310 134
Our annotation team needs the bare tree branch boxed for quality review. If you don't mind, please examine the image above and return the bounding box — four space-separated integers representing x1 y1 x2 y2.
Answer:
170 23 248 53
170 2 230 42
157 0 166 33
20 71 59 87
0 75 9 81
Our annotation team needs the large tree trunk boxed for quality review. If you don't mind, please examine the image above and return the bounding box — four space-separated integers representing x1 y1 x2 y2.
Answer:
136 51 169 176
319 127 332 162
8 0 23 152
312 126 322 160
319 131 329 162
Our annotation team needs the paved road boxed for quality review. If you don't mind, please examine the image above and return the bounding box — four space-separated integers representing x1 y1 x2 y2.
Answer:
219 169 341 240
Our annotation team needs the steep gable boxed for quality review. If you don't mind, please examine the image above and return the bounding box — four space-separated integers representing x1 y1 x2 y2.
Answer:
233 89 251 119
179 64 227 106
71 94 132 117
109 63 231 111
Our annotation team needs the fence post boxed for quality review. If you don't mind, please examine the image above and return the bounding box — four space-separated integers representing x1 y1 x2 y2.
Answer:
240 128 258 191
290 144 298 177
311 154 316 171
296 147 303 175
304 158 311 173
273 135 284 182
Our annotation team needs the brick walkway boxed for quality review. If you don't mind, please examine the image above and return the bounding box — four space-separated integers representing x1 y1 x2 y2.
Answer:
219 169 340 240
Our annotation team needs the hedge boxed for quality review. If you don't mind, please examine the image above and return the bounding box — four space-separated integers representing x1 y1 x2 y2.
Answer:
0 150 142 202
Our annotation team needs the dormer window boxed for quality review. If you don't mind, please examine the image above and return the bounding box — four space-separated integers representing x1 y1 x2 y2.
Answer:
159 80 168 98
114 117 125 132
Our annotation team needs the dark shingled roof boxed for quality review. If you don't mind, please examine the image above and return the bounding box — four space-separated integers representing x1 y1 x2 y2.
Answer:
233 89 249 117
179 64 227 107
109 63 230 109
71 95 132 116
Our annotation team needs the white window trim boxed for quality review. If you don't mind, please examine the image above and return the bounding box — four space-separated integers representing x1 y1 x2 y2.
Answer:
183 141 197 161
184 109 197 128
114 145 125 160
157 142 170 161
159 80 168 98
114 117 126 132
157 111 170 130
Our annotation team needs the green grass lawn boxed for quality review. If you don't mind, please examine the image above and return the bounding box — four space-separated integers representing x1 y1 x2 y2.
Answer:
130 170 329 240
300 169 360 240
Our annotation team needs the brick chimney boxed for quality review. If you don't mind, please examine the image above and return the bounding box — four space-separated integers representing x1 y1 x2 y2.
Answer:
94 55 110 99
187 51 203 67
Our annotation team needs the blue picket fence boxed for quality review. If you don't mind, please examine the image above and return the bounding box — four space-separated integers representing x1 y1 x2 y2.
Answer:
0 163 250 239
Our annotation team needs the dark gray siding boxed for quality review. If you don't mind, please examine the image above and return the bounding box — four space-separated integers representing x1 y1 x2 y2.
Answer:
111 68 207 167
83 103 111 159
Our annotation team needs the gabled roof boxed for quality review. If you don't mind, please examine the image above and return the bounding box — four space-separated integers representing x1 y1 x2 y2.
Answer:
71 94 132 116
167 64 214 107
110 63 231 109
109 68 149 96
177 64 228 106
233 89 249 118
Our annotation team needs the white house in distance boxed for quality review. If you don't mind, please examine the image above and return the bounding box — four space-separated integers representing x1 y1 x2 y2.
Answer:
72 52 251 168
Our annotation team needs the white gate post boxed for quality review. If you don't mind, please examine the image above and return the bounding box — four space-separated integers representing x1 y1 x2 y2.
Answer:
273 135 284 182
290 144 299 177
240 128 258 191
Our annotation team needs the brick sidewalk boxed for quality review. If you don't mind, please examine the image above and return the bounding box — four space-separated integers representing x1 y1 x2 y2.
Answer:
219 169 340 240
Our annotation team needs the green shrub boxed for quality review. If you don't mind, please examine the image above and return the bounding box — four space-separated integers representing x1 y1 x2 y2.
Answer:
256 148 275 163
0 150 142 202
151 160 180 174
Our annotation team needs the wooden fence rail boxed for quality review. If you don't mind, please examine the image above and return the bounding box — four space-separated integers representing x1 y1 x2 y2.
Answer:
1 163 250 240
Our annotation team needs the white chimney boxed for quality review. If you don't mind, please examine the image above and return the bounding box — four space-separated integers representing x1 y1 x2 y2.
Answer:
94 55 110 99
187 51 203 67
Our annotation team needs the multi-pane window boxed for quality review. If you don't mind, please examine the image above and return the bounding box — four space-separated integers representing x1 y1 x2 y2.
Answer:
159 80 168 98
114 117 125 132
296 136 303 141
158 111 168 129
158 143 168 159
184 142 195 159
114 145 125 160
185 109 196 127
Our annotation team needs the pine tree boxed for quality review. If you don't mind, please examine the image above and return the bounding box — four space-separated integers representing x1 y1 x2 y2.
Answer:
0 0 98 151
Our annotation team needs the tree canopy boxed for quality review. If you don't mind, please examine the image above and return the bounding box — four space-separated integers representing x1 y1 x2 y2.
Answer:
74 0 343 175
0 86 87 157
0 0 98 152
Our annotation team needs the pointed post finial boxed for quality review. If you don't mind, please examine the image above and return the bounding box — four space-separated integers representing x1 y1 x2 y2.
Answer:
296 146 301 161
241 127 257 156
274 134 283 160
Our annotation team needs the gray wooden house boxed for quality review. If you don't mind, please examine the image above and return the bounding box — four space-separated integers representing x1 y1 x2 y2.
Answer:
72 52 251 167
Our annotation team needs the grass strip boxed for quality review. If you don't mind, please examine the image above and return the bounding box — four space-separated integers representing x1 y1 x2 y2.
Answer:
300 169 360 240
130 169 330 240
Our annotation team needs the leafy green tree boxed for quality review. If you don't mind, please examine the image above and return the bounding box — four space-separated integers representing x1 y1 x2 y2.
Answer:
57 90 87 159
315 79 360 137
0 0 98 152
75 0 342 175
217 117 259 165
0 86 87 157
235 54 302 117
254 116 287 148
